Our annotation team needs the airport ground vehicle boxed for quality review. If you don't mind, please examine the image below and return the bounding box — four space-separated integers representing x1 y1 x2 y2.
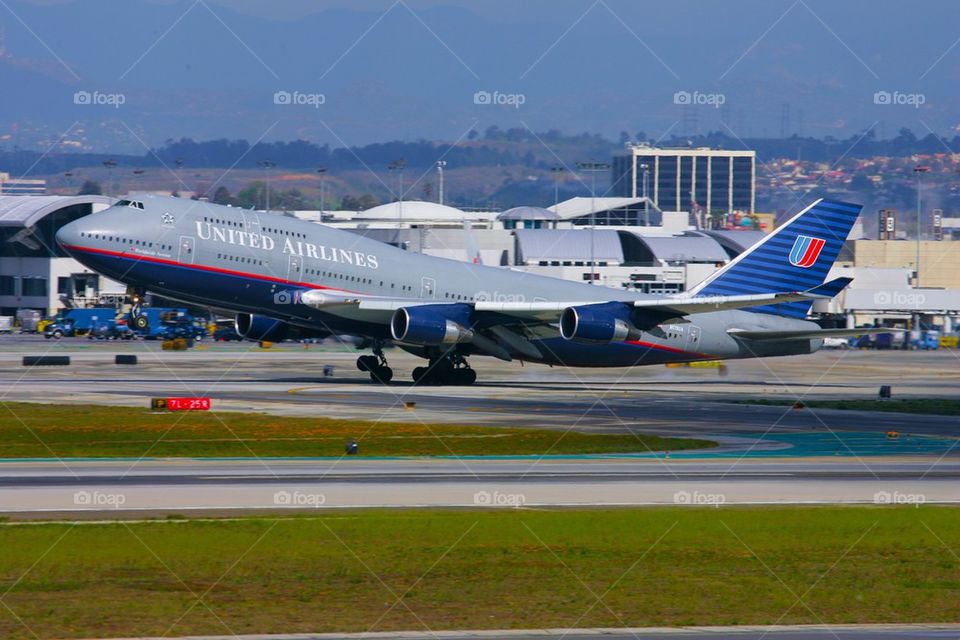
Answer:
43 308 117 339
910 330 940 351
122 308 206 341
88 317 136 340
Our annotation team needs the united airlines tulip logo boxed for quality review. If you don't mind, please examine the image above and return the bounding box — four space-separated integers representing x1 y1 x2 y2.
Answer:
788 235 825 268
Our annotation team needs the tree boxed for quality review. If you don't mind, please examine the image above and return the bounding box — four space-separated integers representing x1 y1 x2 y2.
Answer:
341 194 378 211
356 194 379 210
850 174 874 193
211 186 236 205
77 180 102 195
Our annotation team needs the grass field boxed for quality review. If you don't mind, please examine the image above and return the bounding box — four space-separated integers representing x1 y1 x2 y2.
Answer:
736 398 960 416
0 402 713 458
0 507 957 638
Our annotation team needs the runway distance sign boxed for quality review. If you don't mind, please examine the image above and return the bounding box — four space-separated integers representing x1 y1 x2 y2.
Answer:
151 397 211 411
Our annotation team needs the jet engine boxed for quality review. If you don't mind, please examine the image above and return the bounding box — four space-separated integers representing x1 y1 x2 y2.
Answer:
390 305 472 346
559 302 640 344
235 313 330 343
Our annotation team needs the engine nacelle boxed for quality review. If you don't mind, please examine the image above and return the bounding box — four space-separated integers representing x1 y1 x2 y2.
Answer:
559 302 638 344
235 314 291 342
390 306 472 346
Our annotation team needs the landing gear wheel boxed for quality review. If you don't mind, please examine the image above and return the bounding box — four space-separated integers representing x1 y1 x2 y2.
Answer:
454 368 477 386
132 315 149 331
412 354 476 386
360 341 392 384
369 366 393 384
356 355 378 372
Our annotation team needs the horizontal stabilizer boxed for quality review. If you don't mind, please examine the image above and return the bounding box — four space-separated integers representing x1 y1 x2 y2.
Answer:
728 327 903 342
805 277 853 298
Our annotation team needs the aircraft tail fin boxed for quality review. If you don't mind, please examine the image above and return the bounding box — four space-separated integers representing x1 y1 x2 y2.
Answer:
689 199 861 318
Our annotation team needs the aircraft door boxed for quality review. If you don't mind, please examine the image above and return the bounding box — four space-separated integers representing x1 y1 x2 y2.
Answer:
177 236 195 264
421 277 436 299
287 254 303 282
686 325 702 351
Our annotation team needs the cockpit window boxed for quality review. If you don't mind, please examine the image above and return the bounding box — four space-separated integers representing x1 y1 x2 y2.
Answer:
114 200 144 210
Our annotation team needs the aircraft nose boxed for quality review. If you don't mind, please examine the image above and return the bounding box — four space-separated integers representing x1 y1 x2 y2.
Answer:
56 218 83 250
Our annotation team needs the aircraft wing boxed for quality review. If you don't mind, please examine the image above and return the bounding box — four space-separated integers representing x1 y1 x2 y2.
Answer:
728 327 902 342
300 277 853 325
472 278 854 322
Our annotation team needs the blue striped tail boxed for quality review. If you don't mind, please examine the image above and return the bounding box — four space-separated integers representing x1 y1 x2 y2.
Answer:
690 199 862 318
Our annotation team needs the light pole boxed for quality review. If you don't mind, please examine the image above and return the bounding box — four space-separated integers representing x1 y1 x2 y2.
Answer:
550 166 566 207
102 159 117 196
388 159 405 228
316 167 327 216
576 161 611 284
913 165 929 289
436 160 446 205
174 158 183 196
640 163 650 226
258 160 276 211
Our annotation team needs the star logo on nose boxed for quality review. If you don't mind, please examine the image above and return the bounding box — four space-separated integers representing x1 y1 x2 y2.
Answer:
161 213 174 225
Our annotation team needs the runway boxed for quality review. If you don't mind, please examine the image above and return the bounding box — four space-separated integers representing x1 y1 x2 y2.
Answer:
1 342 958 514
2 343 960 443
1 458 956 514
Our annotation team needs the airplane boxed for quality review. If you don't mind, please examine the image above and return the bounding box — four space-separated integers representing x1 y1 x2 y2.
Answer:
55 196 886 386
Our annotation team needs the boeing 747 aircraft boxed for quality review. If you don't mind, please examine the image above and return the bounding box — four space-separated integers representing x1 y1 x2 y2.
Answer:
55 196 882 385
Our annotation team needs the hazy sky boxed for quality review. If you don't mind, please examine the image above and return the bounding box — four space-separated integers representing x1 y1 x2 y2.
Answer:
1 0 958 150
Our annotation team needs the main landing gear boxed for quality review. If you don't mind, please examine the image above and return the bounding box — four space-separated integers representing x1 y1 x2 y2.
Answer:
412 352 477 386
356 342 393 384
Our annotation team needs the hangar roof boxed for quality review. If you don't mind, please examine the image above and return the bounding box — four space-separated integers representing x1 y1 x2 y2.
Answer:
630 233 729 263
0 195 115 228
358 201 490 221
547 196 658 220
514 229 624 264
695 229 766 255
497 206 560 221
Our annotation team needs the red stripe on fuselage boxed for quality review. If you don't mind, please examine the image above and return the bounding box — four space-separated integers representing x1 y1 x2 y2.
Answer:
623 339 713 359
60 243 355 293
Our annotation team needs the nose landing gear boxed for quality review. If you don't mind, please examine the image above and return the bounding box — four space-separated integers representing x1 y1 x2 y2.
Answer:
356 342 393 383
127 287 149 331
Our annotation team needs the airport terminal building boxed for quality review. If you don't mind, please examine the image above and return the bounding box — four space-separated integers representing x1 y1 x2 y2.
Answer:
0 195 123 317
